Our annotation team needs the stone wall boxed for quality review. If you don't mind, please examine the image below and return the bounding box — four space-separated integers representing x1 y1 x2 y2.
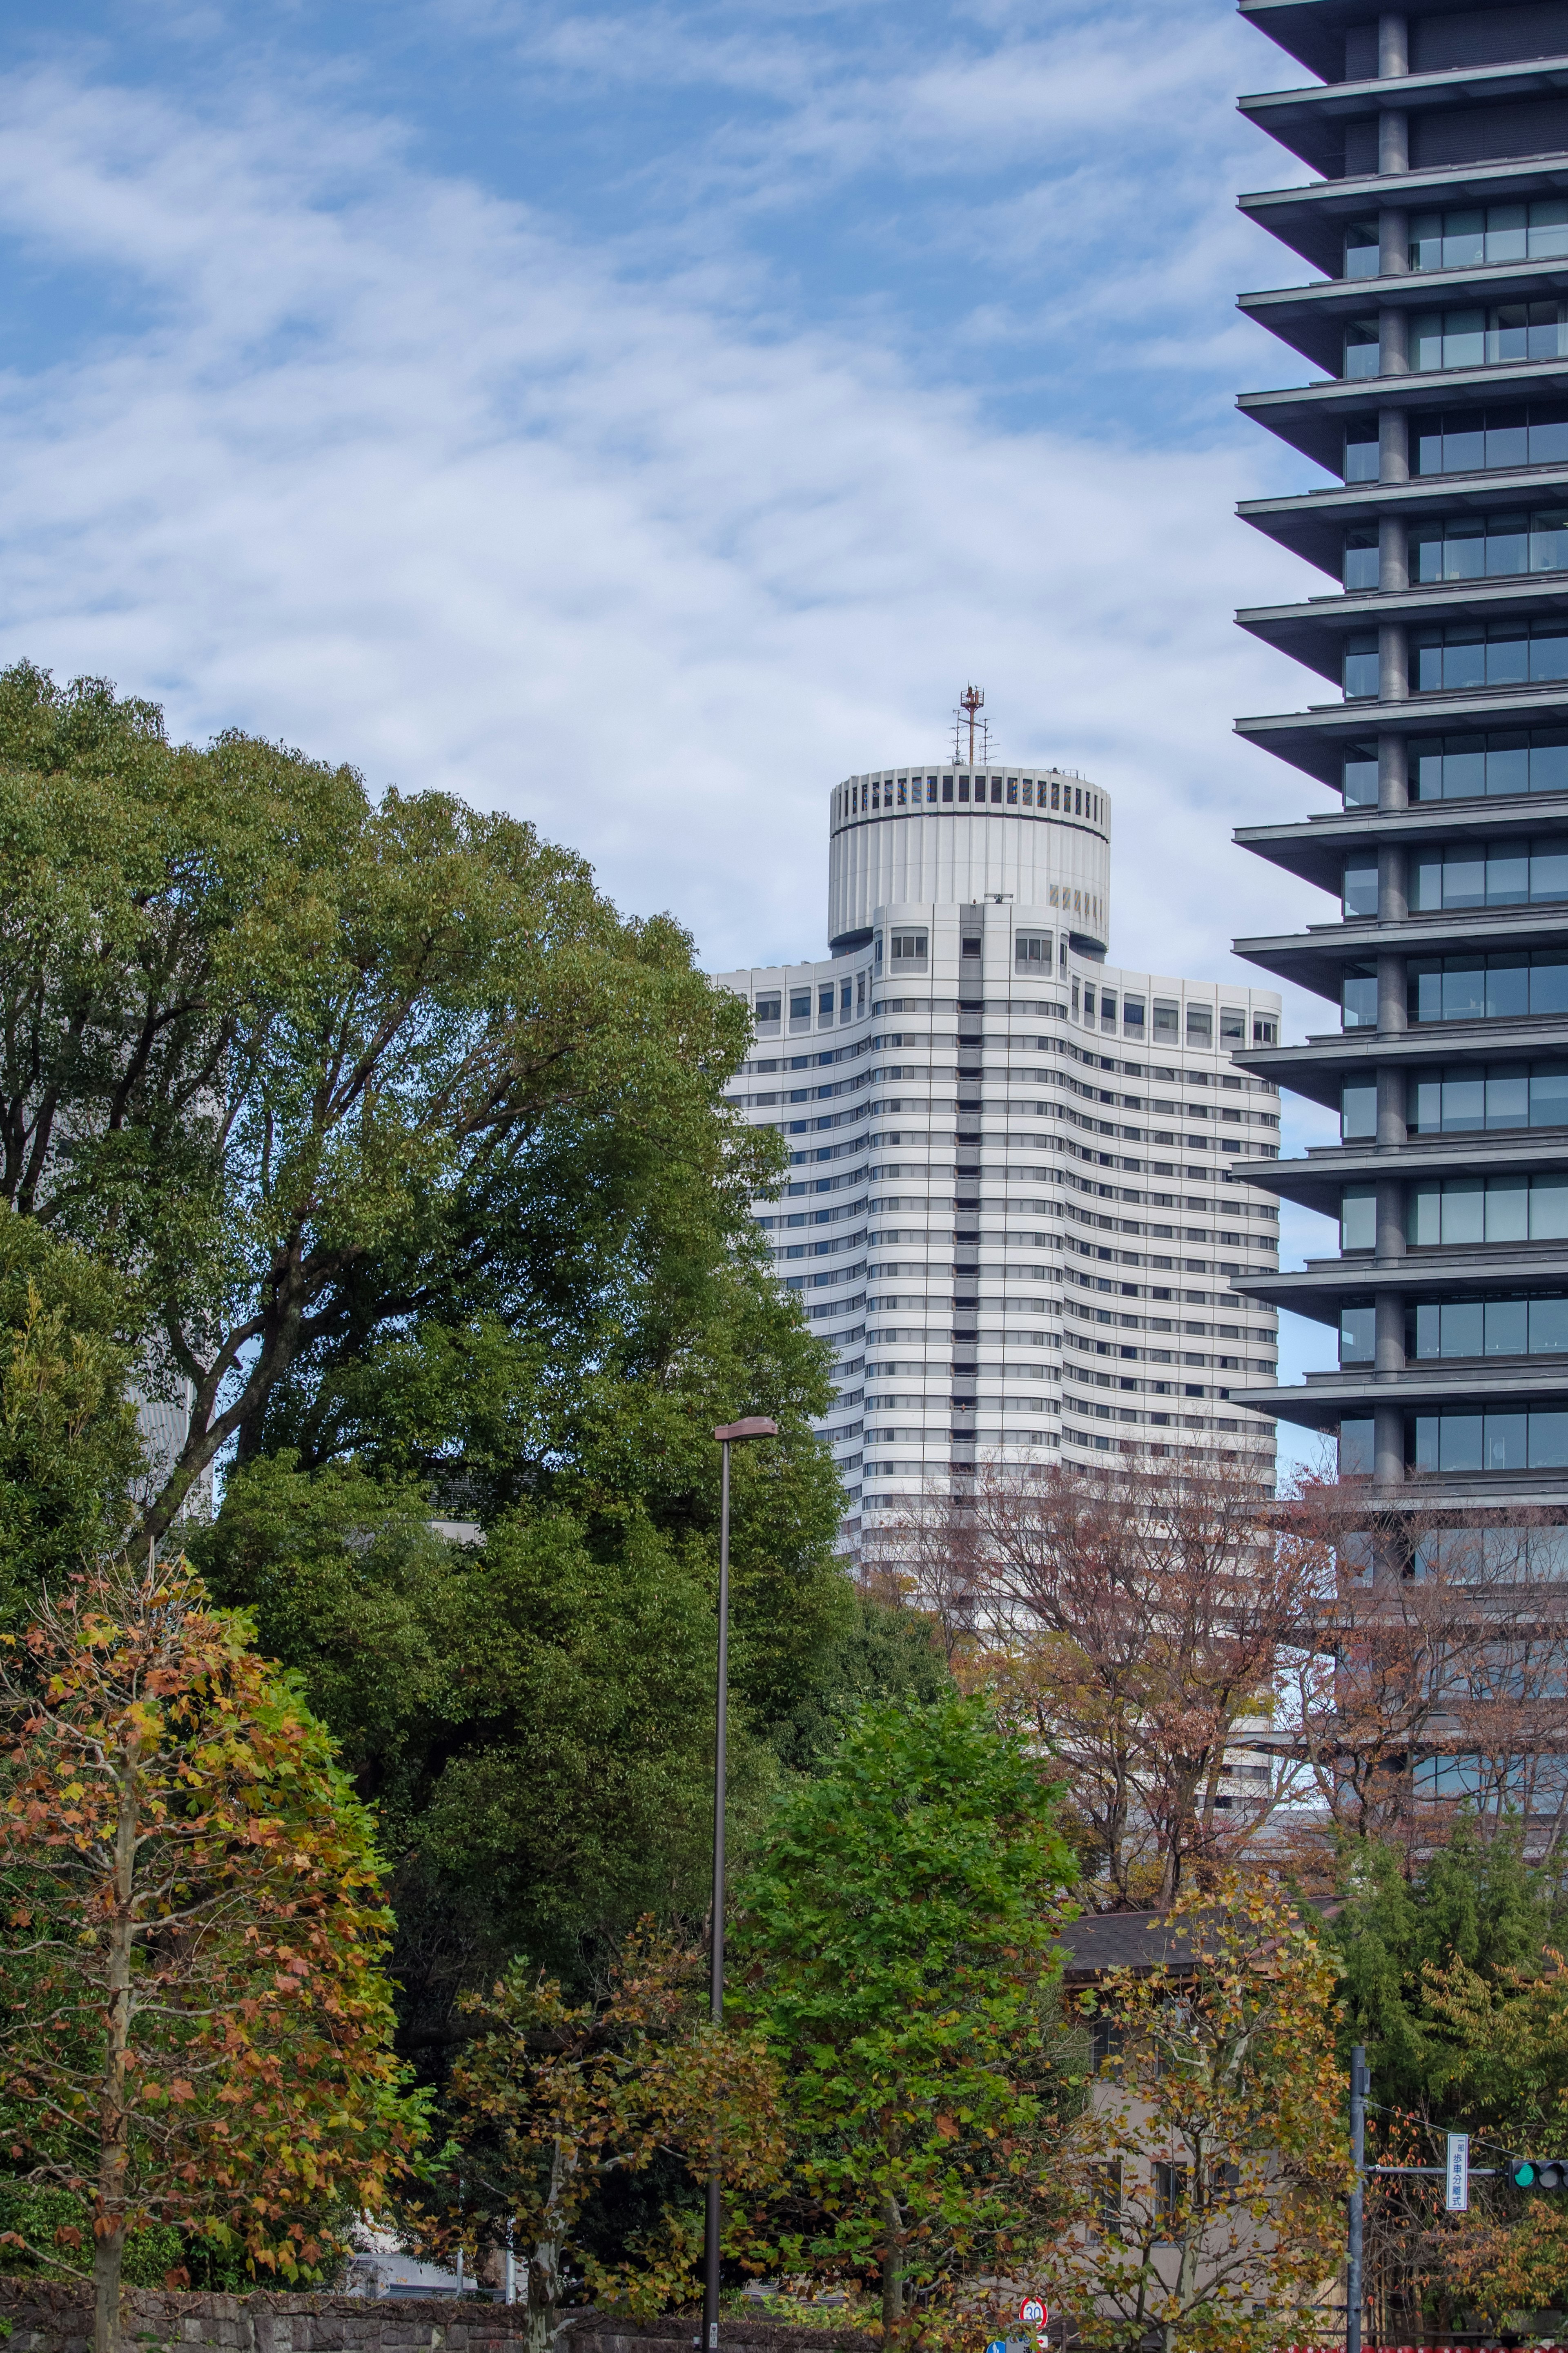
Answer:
0 2285 870 2353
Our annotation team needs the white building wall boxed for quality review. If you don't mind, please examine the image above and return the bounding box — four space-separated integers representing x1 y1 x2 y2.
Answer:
715 759 1282 1539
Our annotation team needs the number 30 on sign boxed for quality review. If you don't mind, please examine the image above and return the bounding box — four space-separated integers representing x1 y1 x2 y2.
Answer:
1020 2300 1048 2327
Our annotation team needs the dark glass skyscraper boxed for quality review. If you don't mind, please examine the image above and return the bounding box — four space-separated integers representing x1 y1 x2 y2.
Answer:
1231 0 1568 1513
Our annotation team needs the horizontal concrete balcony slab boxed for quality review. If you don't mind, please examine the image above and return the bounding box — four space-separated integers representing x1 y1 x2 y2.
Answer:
1245 255 1568 375
1240 357 1568 476
1237 903 1568 995
1240 0 1566 90
1241 467 1568 580
1236 680 1568 788
1235 1026 1568 1109
1241 154 1568 279
1240 54 1568 178
1236 1361 1568 1435
1235 1247 1568 1323
1236 798 1568 893
1241 573 1568 687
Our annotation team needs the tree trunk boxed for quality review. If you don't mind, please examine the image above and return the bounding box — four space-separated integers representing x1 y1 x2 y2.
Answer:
96 1742 139 2353
526 2138 570 2353
93 2221 127 2353
880 2190 902 2333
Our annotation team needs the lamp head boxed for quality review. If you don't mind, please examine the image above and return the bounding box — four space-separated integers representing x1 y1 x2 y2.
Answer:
713 1417 779 1442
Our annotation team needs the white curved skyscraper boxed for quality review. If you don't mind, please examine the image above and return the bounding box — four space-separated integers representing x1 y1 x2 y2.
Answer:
714 734 1285 1541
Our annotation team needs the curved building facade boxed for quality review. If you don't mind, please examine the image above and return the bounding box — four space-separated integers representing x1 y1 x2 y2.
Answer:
827 763 1112 954
716 744 1284 1541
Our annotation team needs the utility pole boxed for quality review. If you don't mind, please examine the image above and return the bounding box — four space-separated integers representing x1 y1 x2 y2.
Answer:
1348 2044 1368 2353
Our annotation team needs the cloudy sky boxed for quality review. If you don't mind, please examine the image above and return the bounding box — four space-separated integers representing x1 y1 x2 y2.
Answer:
0 0 1343 1454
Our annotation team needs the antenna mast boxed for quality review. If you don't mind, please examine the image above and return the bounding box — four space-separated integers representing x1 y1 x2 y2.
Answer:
952 683 985 768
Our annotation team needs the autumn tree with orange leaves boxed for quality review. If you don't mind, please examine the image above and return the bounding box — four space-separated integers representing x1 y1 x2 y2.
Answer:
0 1558 422 2353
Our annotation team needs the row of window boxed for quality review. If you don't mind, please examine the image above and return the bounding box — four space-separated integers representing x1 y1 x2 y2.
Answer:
1345 621 1568 700
1346 405 1568 484
1346 303 1568 380
1345 202 1568 281
1345 511 1568 591
841 775 1104 821
1346 733 1568 805
1343 951 1568 1028
1342 1412 1568 1476
1343 1063 1568 1138
1351 1294 1568 1360
1342 839 1568 915
1341 1173 1568 1250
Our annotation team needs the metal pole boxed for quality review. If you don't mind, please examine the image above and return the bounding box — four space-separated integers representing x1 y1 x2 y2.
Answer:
1348 2044 1367 2353
703 1437 732 2353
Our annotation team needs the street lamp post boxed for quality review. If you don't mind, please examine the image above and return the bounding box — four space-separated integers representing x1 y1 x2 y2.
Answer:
704 1416 778 2353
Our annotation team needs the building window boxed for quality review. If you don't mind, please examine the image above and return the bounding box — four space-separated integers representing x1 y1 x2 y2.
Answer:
1123 995 1146 1035
942 776 954 801
1413 838 1568 911
1419 403 1568 476
1413 509 1568 583
840 979 852 1014
1007 778 1018 804
1343 963 1378 1028
1051 780 1061 809
1415 618 1568 691
1344 526 1379 590
1414 303 1568 372
1253 1015 1278 1044
1416 1410 1568 1474
1101 992 1118 1032
1412 1295 1568 1358
961 933 982 959
1343 742 1379 805
991 778 1003 803
1345 422 1379 483
1409 950 1568 1022
790 990 811 1020
1344 219 1380 278
755 993 781 1027
890 929 929 965
1022 780 1034 804
958 776 971 801
819 986 834 1020
1344 631 1380 698
1408 1171 1568 1245
1015 932 1051 969
1343 857 1379 917
1340 1418 1375 1475
1186 1004 1213 1046
1220 1005 1246 1042
1341 1079 1376 1140
926 776 938 802
1344 317 1381 378
1153 999 1179 1040
1410 199 1568 273
1340 1304 1375 1363
1341 1187 1376 1251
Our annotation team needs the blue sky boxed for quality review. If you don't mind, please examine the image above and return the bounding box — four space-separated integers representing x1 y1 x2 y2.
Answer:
0 0 1343 1463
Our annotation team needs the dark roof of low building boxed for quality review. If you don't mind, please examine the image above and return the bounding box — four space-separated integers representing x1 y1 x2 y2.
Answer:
1052 1899 1341 1983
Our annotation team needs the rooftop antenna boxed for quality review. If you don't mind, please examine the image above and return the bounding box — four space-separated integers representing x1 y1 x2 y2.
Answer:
952 684 985 768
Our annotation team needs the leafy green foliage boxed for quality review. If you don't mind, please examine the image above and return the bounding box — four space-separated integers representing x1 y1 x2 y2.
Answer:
0 660 790 1543
0 1206 141 1616
732 1697 1079 2326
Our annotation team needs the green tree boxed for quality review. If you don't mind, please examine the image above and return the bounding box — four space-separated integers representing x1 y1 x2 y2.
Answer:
0 660 789 1544
1047 1877 1349 2353
0 1205 141 1614
732 1697 1079 2330
0 1557 421 2353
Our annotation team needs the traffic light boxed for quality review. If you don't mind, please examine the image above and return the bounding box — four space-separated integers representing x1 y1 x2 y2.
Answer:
1511 2157 1568 2189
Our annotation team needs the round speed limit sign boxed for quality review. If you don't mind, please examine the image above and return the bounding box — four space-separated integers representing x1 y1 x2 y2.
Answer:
1019 2300 1048 2328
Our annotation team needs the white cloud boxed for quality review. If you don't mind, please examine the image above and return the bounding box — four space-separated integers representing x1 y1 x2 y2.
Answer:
0 43 1327 997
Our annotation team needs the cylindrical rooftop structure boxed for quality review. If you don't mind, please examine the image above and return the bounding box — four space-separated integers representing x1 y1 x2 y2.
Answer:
826 759 1111 955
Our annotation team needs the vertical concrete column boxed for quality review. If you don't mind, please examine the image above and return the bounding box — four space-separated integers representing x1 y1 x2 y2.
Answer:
1374 1400 1406 1484
1376 1062 1407 1147
1379 12 1410 76
1377 951 1407 1033
1379 621 1409 700
1379 407 1410 483
1380 207 1409 276
1375 1176 1405 1263
1380 112 1410 174
1379 513 1409 591
1379 840 1408 921
1380 305 1409 372
1379 733 1409 807
1375 1288 1405 1370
